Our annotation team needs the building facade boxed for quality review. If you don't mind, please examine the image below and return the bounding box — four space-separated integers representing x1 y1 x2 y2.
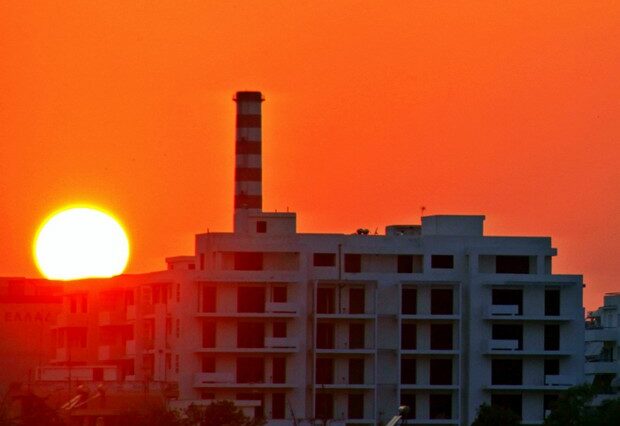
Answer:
585 293 620 402
16 92 585 425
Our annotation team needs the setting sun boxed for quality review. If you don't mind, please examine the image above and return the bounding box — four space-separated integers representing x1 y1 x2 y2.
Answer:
33 207 130 280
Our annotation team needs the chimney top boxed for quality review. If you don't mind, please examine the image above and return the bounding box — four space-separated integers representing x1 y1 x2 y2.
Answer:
234 91 264 102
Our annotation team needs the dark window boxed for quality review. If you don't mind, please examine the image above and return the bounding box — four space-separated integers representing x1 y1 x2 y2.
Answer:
317 288 335 314
199 253 205 270
401 288 417 315
544 394 559 417
316 358 334 384
401 323 417 349
238 287 265 313
317 323 335 349
545 290 560 316
256 221 267 233
67 328 87 348
348 358 364 384
492 324 523 350
234 252 263 271
492 289 523 315
496 256 530 274
348 394 364 419
202 320 216 348
492 394 522 419
202 286 216 312
202 356 216 373
401 359 416 384
272 357 286 383
545 325 560 351
430 324 453 350
315 393 333 420
273 322 287 338
93 368 103 382
544 359 560 376
429 394 452 419
397 255 413 273
201 391 215 400
431 255 454 269
430 359 452 385
431 289 453 315
314 253 336 267
236 357 264 383
273 286 287 303
344 254 362 273
349 323 365 349
238 322 265 348
492 359 522 385
400 394 416 418
272 393 285 419
349 288 365 314
188 263 196 270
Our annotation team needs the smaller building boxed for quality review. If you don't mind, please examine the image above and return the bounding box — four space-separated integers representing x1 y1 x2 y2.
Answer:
585 293 620 399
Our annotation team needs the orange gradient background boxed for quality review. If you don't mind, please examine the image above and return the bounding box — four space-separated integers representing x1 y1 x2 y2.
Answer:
1 1 618 310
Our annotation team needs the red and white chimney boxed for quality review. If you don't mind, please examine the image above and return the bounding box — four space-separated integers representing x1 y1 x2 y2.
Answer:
233 91 263 231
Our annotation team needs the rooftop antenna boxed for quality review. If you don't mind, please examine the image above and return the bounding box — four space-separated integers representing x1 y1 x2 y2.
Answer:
420 206 426 218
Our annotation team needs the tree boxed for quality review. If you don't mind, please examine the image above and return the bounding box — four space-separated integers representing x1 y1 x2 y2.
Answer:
543 384 598 426
181 400 266 426
591 397 620 426
471 403 520 426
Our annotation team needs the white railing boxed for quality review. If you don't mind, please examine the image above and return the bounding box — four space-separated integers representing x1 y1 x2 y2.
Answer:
194 372 234 385
489 305 520 316
488 339 519 351
265 302 298 314
264 337 297 349
545 375 574 386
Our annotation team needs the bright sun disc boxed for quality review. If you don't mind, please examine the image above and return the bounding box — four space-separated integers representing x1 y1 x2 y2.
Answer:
34 207 130 280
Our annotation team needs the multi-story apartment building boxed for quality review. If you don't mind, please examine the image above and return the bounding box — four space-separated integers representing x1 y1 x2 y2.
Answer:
27 91 584 426
585 293 620 400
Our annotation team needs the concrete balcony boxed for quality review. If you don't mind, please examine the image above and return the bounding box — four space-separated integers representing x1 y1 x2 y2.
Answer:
265 302 298 314
585 327 618 342
488 339 520 351
125 340 136 356
54 312 89 328
264 337 297 349
544 375 575 386
53 347 88 363
98 311 126 326
585 362 618 375
98 344 125 360
487 305 520 316
194 372 234 386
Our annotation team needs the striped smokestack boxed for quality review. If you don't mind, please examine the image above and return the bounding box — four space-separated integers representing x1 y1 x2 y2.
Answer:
233 91 263 230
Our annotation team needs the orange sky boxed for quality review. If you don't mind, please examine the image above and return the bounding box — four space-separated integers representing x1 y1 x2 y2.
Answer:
1 1 618 310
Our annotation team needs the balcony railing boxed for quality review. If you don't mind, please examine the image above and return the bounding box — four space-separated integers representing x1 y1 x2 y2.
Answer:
265 302 298 314
487 305 520 316
488 339 520 351
264 337 297 349
194 372 234 386
544 375 574 386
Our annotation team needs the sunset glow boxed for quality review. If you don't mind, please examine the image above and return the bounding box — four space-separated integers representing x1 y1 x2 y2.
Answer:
34 207 130 280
